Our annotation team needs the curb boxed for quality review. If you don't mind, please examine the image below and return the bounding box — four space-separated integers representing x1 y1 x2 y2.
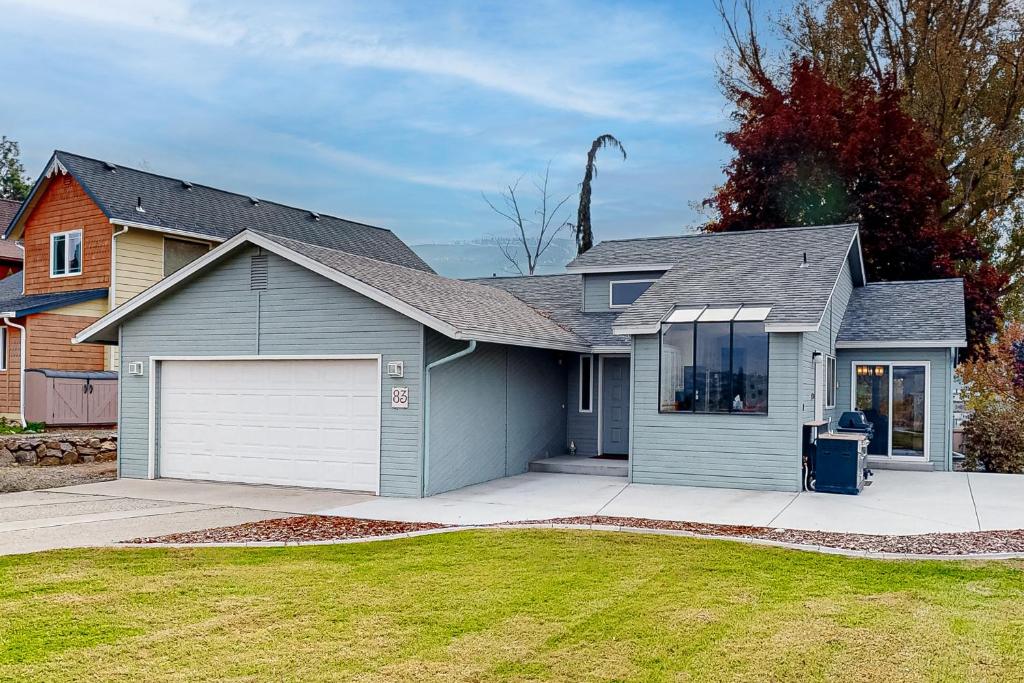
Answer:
116 523 1024 560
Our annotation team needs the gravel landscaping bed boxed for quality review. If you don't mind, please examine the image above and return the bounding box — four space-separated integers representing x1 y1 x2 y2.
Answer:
527 515 1024 555
128 515 447 544
0 461 116 493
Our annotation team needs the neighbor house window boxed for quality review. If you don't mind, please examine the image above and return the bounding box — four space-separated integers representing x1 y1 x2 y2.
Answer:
609 280 655 308
579 354 594 413
163 238 209 276
0 327 7 371
659 308 770 415
825 354 837 409
50 230 83 277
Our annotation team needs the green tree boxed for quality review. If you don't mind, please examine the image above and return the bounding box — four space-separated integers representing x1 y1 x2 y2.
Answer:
574 134 626 255
716 0 1024 315
0 137 31 201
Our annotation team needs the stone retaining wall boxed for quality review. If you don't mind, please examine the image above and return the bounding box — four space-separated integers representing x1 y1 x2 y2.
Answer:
0 432 117 467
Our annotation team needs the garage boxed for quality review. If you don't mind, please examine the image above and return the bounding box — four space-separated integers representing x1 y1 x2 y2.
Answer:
157 357 381 492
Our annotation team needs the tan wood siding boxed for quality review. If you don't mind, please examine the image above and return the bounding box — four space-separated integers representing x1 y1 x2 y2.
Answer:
0 325 22 417
22 174 111 296
114 229 166 306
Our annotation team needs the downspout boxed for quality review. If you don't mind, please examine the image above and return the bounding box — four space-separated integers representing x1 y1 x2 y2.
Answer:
422 339 477 497
3 318 27 428
109 226 129 371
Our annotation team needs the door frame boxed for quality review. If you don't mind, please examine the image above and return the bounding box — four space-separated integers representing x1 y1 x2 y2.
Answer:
597 353 630 456
849 359 930 461
147 354 383 492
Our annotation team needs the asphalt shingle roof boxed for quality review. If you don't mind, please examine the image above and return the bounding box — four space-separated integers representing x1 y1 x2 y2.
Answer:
37 151 433 272
611 224 860 331
0 272 107 317
467 273 627 348
566 234 692 271
837 279 967 345
258 232 588 350
0 199 21 237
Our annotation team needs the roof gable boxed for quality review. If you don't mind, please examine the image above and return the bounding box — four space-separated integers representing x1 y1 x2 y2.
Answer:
75 231 587 352
7 151 433 273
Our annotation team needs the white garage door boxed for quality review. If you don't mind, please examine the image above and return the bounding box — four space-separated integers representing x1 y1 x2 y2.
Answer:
158 358 381 492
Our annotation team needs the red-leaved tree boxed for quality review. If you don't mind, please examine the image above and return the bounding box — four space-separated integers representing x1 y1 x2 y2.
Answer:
704 59 1006 357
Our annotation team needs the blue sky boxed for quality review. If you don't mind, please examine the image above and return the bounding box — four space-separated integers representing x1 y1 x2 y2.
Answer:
1 0 734 252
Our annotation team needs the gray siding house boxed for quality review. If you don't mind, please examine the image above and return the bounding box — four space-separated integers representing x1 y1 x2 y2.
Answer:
77 214 967 497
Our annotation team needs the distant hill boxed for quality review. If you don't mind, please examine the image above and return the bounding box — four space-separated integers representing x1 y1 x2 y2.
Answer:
412 237 576 279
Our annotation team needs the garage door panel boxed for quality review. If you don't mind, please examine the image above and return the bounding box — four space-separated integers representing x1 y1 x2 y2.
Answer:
159 359 381 491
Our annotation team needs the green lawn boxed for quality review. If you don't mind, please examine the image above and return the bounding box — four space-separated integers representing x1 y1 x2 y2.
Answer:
1 530 1023 682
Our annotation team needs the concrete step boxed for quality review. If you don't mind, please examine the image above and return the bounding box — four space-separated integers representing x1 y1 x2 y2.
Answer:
529 455 628 477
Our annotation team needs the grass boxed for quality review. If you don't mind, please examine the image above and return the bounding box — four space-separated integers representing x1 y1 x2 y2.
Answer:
1 529 1023 682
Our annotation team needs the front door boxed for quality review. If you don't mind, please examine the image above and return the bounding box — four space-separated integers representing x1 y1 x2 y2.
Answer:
601 356 630 456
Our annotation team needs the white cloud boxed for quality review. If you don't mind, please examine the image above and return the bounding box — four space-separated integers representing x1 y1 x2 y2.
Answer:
5 0 723 124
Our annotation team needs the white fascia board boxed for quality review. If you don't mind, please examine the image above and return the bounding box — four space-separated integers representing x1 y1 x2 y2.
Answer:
764 323 819 332
836 339 967 349
611 324 661 336
564 263 674 274
109 218 226 243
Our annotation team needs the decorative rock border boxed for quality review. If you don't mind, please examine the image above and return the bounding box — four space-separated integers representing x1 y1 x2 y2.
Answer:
0 432 117 467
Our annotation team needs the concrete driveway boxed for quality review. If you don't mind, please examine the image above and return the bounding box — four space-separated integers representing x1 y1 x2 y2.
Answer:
3 470 1024 555
0 480 372 555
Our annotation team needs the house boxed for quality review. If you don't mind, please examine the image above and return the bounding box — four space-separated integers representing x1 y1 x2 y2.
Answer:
0 151 430 424
0 199 24 279
75 217 966 496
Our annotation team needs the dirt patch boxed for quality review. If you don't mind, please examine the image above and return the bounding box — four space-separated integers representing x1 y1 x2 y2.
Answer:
128 515 447 544
526 515 1024 556
0 461 116 493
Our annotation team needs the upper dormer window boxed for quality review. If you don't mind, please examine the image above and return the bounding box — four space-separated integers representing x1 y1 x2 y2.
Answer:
609 279 655 308
50 229 83 278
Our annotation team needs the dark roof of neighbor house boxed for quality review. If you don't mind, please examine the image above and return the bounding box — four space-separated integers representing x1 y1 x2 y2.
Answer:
0 238 22 262
467 273 627 348
0 198 21 236
612 224 862 332
0 272 107 317
255 232 587 350
7 151 433 273
837 279 967 346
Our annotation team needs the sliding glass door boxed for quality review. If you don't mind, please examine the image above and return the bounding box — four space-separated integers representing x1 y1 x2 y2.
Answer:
853 362 928 459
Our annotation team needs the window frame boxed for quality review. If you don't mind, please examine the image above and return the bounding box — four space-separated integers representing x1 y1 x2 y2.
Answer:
658 320 770 416
579 354 594 413
824 354 837 409
49 229 84 278
0 327 7 372
608 279 656 309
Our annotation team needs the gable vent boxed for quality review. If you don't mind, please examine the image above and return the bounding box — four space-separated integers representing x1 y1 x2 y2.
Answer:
250 254 269 290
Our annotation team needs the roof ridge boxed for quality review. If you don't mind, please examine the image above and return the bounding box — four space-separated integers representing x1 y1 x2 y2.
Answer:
462 273 578 281
54 150 392 233
594 223 858 245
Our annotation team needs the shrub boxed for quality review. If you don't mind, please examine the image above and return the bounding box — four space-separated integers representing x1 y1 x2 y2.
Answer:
963 401 1024 474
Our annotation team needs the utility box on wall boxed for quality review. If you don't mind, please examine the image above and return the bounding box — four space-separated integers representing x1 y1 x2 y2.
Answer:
24 369 118 426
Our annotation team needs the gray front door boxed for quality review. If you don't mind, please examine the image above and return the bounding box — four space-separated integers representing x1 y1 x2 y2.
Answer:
601 356 630 455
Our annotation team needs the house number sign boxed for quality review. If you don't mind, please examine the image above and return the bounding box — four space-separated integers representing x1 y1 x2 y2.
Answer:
391 387 409 409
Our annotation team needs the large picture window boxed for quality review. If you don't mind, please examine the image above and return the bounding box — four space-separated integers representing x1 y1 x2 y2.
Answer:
50 229 83 277
659 315 769 415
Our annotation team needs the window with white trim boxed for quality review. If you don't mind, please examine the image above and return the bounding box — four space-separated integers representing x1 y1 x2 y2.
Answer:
579 354 594 413
0 327 6 371
50 229 83 277
825 354 837 409
609 279 655 308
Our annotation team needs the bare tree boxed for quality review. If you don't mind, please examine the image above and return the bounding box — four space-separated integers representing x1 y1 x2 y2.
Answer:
482 164 574 275
574 134 627 255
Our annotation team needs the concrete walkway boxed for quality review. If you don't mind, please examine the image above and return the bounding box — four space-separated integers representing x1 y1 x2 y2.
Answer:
2 470 1024 555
